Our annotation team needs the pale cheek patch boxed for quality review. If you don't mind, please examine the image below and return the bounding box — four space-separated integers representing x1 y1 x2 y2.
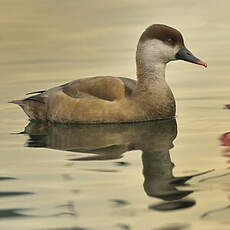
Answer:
137 39 180 65
171 45 181 60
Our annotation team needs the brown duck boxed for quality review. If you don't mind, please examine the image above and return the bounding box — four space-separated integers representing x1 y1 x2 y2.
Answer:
10 24 207 123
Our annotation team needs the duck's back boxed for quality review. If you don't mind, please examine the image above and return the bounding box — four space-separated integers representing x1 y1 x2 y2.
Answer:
62 76 136 101
11 76 138 123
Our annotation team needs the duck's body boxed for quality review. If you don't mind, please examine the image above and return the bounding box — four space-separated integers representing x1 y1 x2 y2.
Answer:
12 76 175 123
10 24 206 124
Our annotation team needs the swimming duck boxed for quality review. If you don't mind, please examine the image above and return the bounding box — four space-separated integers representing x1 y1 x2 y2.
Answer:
10 24 207 124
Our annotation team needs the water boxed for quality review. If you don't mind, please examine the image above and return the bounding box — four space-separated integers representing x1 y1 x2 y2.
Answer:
1 0 230 229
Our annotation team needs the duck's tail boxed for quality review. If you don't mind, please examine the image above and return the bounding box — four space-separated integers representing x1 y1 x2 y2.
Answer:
8 100 24 105
9 99 47 121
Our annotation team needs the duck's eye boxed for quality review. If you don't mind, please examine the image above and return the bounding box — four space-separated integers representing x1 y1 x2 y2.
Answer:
166 38 173 44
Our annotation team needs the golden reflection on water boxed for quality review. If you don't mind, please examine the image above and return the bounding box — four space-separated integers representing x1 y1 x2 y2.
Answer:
1 0 230 229
24 119 214 204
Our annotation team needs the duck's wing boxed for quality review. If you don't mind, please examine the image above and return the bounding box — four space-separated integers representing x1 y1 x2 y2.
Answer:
118 77 136 95
10 76 136 105
10 76 137 121
26 90 46 95
62 76 136 101
22 76 137 102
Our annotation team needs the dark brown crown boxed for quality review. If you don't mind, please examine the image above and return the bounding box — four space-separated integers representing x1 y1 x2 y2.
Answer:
139 24 184 47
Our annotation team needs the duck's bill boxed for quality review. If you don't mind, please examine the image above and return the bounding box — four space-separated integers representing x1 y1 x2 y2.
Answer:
176 46 207 68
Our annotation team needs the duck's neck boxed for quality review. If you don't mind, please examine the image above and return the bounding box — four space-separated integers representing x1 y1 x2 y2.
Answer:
135 41 167 91
136 61 166 89
132 41 176 119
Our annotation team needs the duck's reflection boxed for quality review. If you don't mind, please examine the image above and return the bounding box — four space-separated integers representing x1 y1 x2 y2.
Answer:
23 119 198 210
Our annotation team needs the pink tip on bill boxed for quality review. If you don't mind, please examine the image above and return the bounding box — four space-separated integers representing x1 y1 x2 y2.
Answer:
196 61 207 68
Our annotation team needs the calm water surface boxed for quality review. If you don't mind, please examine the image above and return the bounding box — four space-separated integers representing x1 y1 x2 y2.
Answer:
1 0 230 229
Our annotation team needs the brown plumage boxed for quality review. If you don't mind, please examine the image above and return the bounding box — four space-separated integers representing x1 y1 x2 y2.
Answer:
10 24 206 123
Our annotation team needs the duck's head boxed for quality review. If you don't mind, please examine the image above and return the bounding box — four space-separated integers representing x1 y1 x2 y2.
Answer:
137 24 207 68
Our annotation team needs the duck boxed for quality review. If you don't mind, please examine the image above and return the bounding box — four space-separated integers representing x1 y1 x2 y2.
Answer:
10 24 207 124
